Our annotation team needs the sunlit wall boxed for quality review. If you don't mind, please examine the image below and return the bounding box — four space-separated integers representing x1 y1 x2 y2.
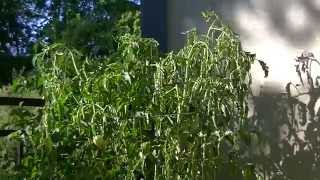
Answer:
167 0 320 95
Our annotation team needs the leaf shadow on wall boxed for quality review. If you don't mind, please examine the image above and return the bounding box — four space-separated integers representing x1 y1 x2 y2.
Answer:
221 0 320 48
258 0 320 47
249 52 320 180
169 0 320 50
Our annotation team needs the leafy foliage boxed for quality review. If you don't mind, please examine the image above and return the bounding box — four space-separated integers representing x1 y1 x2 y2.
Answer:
38 0 140 57
0 0 32 55
7 12 259 179
0 0 139 85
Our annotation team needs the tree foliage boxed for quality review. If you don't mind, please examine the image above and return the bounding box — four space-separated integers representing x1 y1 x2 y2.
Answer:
0 0 139 56
0 0 139 85
0 0 35 55
38 0 140 57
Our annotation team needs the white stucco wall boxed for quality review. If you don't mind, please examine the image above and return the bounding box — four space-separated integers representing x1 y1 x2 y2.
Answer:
166 1 320 179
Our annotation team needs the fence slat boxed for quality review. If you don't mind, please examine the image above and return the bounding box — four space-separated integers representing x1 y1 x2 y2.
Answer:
0 130 16 136
0 96 45 107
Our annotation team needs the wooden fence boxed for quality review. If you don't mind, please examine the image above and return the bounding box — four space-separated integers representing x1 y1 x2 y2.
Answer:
0 96 45 167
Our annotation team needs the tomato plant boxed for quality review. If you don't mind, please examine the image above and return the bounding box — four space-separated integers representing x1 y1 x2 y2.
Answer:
6 12 259 179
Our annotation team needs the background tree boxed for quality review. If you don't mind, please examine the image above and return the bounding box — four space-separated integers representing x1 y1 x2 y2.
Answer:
0 0 140 85
0 0 40 84
37 0 140 57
